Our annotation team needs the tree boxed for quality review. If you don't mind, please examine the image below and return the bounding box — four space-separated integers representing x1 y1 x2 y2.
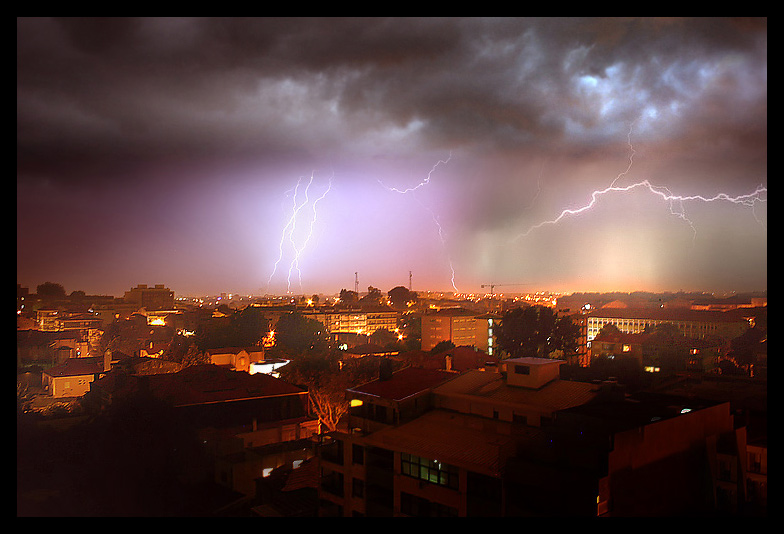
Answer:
388 286 417 309
193 305 269 351
273 311 330 356
230 305 269 346
643 323 690 373
430 340 455 354
339 289 359 304
360 286 384 306
727 326 765 372
597 323 622 337
369 327 400 349
496 305 580 359
399 314 421 350
36 282 66 300
182 342 210 367
553 315 581 355
278 351 379 432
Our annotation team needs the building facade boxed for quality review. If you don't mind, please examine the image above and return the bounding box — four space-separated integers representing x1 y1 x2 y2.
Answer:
586 308 752 345
316 359 748 516
302 308 399 338
420 308 479 351
123 284 175 311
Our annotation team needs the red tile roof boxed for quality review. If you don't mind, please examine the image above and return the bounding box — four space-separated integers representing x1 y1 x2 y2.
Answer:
147 365 307 406
93 364 306 407
348 366 458 401
44 357 104 377
588 307 752 323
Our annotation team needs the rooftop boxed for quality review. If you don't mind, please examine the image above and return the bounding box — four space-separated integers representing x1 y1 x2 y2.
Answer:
44 357 105 377
94 364 306 407
347 366 458 402
424 307 478 317
363 409 543 477
432 369 600 412
429 345 502 371
558 391 727 433
587 307 758 323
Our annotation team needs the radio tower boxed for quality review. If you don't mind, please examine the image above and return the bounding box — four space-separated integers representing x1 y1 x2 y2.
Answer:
355 272 359 294
409 271 412 291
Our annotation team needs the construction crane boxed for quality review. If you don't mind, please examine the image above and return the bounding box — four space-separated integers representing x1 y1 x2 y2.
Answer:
481 283 529 298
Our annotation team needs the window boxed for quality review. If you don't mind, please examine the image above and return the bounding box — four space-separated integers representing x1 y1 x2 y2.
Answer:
352 444 364 465
352 477 364 498
400 453 459 490
513 413 527 425
514 365 530 375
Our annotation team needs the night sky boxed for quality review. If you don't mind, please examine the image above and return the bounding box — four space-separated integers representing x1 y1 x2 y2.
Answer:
17 18 767 298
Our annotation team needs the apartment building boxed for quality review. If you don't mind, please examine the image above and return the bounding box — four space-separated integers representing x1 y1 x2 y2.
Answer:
585 307 752 344
87 364 320 499
123 284 175 311
317 358 746 516
302 307 399 338
420 308 478 351
473 313 501 356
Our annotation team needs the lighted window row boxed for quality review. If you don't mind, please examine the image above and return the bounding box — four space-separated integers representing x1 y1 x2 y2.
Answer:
400 453 459 490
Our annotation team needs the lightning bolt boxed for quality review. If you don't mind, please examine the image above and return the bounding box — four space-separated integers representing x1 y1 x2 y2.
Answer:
287 174 333 293
515 122 767 243
266 172 333 294
378 152 452 193
379 152 459 291
514 180 767 241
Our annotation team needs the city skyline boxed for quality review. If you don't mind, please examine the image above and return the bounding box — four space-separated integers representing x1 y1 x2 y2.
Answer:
17 18 767 298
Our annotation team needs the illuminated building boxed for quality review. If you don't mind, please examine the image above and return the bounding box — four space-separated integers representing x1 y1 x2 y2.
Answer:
36 309 63 332
473 313 501 356
302 307 399 338
590 330 723 373
122 283 175 311
205 346 266 373
420 308 478 351
585 307 752 345
42 356 109 398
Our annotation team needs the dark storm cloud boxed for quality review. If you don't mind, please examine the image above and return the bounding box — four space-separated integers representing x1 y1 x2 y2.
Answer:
17 17 766 295
18 18 766 178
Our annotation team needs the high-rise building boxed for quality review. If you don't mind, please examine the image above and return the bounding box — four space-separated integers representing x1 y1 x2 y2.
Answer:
420 308 479 351
123 284 175 311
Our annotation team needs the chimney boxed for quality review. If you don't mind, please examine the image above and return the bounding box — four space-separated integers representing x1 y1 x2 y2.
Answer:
379 357 393 381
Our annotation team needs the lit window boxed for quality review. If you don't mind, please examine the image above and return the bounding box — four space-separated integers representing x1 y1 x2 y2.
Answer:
400 453 459 490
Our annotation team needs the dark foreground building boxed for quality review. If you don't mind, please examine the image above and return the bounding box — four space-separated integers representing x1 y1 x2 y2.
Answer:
317 358 754 516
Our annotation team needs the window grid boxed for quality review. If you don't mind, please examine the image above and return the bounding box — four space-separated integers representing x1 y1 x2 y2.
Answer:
400 453 459 489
